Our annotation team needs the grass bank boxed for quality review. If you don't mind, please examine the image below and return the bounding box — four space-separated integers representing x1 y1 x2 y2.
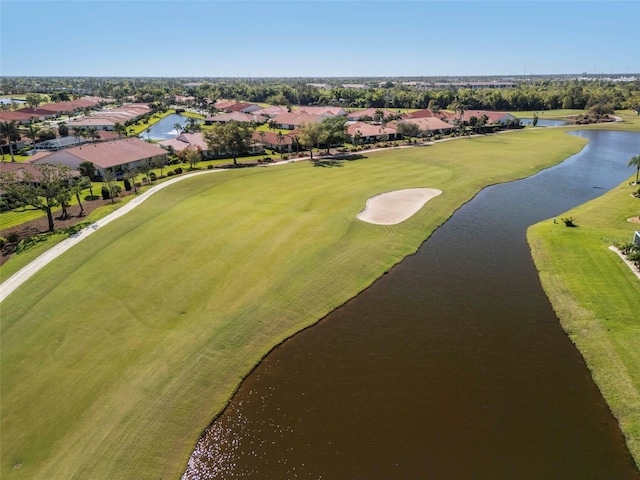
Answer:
0 127 593 479
528 178 640 469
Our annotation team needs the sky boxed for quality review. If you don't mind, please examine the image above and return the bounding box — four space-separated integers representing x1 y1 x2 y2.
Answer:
1 0 638 78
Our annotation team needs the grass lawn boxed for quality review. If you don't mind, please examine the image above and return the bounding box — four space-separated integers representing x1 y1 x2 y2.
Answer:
0 126 594 480
528 179 640 469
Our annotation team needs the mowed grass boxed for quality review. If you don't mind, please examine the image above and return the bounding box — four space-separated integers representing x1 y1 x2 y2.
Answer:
1 127 590 479
528 179 640 468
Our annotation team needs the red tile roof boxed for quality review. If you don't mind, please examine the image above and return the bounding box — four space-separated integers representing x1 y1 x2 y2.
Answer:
0 161 79 181
347 108 397 120
252 130 294 146
397 117 455 131
225 102 260 112
29 138 166 170
347 122 397 137
273 111 323 127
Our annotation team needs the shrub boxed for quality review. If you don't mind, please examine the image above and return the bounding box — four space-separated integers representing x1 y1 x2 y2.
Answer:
6 232 19 243
101 186 111 200
173 167 183 174
282 154 289 160
149 172 157 181
0 237 6 248
207 164 214 169
124 178 132 191
167 170 174 176
112 185 122 197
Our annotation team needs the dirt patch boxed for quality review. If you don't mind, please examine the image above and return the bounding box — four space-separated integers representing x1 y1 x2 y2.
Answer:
627 216 640 224
1 197 114 266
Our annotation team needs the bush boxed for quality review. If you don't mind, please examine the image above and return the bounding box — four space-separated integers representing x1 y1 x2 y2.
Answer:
101 186 111 200
207 164 214 169
124 178 132 191
7 232 19 243
112 185 122 197
149 172 157 181
0 237 6 248
167 170 175 176
282 154 289 160
173 167 183 174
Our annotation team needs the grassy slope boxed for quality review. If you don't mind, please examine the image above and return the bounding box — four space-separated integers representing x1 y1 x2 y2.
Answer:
528 178 640 468
1 128 591 479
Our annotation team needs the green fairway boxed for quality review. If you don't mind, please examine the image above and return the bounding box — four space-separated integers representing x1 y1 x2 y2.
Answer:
0 127 606 479
528 179 640 468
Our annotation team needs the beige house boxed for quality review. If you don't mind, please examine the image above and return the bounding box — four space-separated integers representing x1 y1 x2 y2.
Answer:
28 137 167 178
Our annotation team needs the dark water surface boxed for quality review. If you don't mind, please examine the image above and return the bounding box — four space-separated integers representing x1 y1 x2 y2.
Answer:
183 130 640 479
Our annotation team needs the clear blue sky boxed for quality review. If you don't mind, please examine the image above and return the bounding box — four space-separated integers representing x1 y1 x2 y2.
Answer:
1 1 638 77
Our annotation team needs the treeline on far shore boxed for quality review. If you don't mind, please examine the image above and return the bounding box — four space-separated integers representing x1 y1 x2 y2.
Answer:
1 76 639 115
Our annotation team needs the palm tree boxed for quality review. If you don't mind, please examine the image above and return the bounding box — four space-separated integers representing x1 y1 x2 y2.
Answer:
26 123 39 151
0 120 20 162
114 122 126 139
72 126 85 145
258 131 267 159
628 154 640 184
276 131 284 159
86 126 100 143
186 117 201 133
173 122 184 136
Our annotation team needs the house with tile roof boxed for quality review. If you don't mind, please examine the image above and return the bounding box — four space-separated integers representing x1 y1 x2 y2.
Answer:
159 132 210 156
272 111 323 130
347 122 399 143
204 112 267 125
442 110 517 125
347 108 398 122
296 106 346 117
396 117 455 134
252 130 296 153
28 137 167 178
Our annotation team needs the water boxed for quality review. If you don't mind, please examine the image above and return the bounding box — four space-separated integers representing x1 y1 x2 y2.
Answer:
521 117 569 127
0 98 26 105
139 113 191 141
183 130 640 479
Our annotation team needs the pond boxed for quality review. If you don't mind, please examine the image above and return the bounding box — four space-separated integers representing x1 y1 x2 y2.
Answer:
139 113 192 141
183 130 640 479
520 117 569 127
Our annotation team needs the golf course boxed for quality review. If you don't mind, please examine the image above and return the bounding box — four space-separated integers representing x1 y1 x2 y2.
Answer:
2 122 639 479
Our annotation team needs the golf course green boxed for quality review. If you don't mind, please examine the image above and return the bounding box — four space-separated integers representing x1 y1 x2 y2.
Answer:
1 124 634 479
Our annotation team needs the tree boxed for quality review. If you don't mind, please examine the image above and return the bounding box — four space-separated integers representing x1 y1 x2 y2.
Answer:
25 93 44 110
276 131 285 159
136 159 153 183
173 122 184 136
185 117 201 133
79 161 97 180
0 163 75 231
26 124 39 150
72 126 85 145
185 147 203 169
258 131 267 159
58 122 69 137
321 116 348 154
297 121 325 162
268 119 278 131
204 120 255 166
396 122 420 143
628 155 640 184
0 120 20 162
152 155 168 177
86 126 100 143
114 122 126 139
102 170 117 204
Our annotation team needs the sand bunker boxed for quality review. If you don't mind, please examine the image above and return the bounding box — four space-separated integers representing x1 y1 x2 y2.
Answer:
357 188 442 225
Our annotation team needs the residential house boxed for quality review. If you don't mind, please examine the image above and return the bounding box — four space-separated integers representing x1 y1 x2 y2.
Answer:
204 112 267 125
297 106 346 117
28 137 168 178
253 106 289 118
443 110 517 125
396 117 455 135
347 122 399 143
159 132 211 156
347 108 398 122
272 111 323 130
252 130 296 153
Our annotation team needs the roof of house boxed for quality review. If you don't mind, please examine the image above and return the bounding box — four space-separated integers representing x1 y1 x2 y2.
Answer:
0 161 79 181
252 130 294 146
29 138 167 170
273 111 323 126
158 132 208 152
253 106 289 118
347 122 397 137
400 108 439 119
396 117 455 131
36 99 99 113
225 102 260 112
205 112 266 123
67 117 116 127
214 100 236 110
347 108 397 120
296 106 345 116
0 111 41 122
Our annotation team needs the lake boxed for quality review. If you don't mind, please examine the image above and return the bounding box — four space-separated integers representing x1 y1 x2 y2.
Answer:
183 129 640 479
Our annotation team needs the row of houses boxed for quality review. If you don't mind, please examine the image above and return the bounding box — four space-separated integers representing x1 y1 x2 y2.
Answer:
0 97 109 124
64 103 152 131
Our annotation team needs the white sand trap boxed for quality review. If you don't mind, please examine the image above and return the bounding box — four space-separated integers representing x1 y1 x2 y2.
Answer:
357 188 442 225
